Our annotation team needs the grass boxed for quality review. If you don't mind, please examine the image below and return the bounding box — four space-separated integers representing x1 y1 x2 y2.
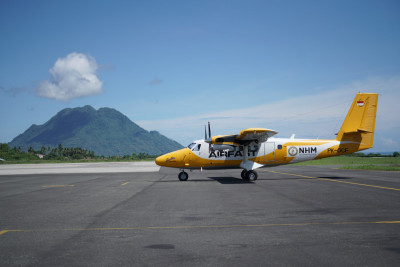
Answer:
292 156 400 171
292 156 400 166
340 164 400 171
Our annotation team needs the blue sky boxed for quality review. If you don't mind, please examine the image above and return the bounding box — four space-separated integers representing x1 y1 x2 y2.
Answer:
1 0 399 152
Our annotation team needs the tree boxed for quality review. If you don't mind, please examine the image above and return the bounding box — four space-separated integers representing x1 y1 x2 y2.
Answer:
0 143 10 152
58 144 63 156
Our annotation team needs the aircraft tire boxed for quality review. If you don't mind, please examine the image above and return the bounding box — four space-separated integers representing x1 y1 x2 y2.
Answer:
242 170 251 181
178 171 189 181
241 170 247 179
246 170 258 181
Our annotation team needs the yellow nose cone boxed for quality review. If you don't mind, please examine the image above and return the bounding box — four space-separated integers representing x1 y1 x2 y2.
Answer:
155 155 166 166
155 152 180 167
154 148 189 168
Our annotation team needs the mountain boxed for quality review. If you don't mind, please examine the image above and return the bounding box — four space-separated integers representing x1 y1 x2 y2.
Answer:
9 105 183 156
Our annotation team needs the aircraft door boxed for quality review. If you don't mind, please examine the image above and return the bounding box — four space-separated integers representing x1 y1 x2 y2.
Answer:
264 142 276 163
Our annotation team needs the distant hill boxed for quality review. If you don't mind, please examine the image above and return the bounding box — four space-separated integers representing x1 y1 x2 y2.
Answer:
9 105 183 156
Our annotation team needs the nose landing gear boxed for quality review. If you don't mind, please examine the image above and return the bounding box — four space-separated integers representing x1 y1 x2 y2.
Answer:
241 170 258 181
178 171 189 181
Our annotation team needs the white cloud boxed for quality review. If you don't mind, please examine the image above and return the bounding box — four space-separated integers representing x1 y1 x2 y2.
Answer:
35 52 103 100
137 76 400 150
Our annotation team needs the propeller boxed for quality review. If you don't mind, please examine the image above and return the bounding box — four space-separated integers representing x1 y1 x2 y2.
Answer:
205 121 213 152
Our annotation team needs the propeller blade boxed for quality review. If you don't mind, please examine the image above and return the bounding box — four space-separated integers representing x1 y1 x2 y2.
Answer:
204 125 207 140
206 121 212 152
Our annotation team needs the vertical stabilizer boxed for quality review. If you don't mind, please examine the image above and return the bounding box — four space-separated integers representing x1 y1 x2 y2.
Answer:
336 93 378 151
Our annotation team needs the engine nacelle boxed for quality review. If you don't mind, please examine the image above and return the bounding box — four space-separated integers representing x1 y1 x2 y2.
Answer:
212 144 236 151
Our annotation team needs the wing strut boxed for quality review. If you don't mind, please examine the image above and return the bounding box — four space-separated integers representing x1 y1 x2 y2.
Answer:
239 145 264 171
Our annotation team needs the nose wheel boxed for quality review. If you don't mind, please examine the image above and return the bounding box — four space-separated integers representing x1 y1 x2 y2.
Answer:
241 170 258 181
178 171 189 181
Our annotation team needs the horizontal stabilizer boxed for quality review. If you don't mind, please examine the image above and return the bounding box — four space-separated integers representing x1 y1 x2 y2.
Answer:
335 128 373 135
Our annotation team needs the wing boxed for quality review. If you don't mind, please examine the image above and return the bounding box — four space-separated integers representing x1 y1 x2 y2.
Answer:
210 128 278 145
206 128 278 171
237 128 278 143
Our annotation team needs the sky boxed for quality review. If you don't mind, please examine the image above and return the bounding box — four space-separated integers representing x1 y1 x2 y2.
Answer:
1 0 399 152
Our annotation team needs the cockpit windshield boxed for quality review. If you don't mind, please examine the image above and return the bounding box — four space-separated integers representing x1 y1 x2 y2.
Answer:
188 143 196 150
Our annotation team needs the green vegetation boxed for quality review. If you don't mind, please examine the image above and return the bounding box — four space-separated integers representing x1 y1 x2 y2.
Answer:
293 155 400 166
292 152 400 171
0 143 157 164
340 164 400 171
0 143 38 162
351 152 400 157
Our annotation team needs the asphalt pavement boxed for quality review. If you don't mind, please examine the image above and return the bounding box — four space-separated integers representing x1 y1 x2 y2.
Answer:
0 164 399 266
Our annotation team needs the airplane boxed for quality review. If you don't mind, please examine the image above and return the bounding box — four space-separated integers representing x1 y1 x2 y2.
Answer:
155 92 378 181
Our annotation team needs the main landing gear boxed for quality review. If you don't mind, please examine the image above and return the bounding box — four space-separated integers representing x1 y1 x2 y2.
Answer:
241 169 258 181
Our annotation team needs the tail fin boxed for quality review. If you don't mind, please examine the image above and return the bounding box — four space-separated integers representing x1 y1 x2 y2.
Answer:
336 93 378 151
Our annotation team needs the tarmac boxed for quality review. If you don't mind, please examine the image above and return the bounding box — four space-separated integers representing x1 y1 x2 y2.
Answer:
0 163 399 266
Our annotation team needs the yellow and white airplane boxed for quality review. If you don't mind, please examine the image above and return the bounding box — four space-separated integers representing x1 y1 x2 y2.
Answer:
155 93 378 181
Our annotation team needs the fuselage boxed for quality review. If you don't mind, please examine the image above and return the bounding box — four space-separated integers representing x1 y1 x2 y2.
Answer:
155 137 361 170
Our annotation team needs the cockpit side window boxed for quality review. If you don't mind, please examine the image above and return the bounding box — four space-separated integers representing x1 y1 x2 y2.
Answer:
193 144 201 151
188 143 196 150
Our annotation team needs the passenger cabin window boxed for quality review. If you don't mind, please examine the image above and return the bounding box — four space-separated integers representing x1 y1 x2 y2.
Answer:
278 145 282 149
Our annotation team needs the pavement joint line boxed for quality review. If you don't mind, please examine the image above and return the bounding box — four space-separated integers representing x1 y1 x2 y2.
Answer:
1 220 400 236
42 185 74 188
262 170 400 191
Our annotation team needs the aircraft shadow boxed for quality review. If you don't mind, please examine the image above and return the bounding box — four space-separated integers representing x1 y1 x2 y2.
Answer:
208 176 253 184
155 176 253 184
156 179 216 183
